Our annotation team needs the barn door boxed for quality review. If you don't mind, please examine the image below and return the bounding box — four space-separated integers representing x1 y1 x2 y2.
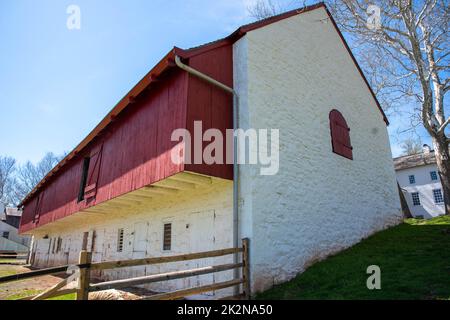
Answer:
133 222 148 254
188 210 216 296
84 144 104 202
132 222 148 278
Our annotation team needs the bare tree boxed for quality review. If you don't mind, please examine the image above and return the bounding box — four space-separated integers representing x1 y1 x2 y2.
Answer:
400 137 423 155
0 156 16 206
13 152 64 205
249 0 450 214
248 0 281 18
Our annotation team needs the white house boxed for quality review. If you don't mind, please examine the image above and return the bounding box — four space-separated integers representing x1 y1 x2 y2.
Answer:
0 207 31 253
20 3 402 297
395 145 446 219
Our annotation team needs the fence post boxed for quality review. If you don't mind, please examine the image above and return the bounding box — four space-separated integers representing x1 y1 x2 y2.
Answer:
242 238 251 300
76 250 91 300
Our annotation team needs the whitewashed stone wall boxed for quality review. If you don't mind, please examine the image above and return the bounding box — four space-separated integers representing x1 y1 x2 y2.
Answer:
30 178 234 297
234 7 403 293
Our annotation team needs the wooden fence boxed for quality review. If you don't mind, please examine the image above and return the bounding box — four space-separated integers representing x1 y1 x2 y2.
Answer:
0 253 28 259
0 238 250 300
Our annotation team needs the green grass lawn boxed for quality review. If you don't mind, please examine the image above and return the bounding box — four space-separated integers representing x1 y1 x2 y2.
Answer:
0 259 26 265
6 290 76 300
257 216 450 300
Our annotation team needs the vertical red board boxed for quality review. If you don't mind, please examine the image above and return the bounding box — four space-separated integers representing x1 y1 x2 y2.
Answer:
185 44 234 180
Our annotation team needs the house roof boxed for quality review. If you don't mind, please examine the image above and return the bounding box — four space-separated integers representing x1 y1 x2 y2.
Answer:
393 151 437 171
19 2 388 207
5 207 22 217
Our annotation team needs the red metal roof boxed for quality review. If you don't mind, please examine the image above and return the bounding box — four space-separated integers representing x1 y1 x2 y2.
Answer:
19 2 388 207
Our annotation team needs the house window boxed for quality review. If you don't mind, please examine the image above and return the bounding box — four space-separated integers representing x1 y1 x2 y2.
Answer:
409 175 416 184
412 192 421 206
117 228 124 252
433 189 444 204
163 223 172 251
78 157 91 202
2 231 9 239
329 110 353 160
430 171 438 181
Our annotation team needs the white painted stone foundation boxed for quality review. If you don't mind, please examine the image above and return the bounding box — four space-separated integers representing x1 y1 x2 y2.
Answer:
30 177 235 297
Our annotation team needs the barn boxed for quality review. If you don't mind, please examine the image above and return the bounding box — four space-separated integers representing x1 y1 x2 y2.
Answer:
19 3 402 297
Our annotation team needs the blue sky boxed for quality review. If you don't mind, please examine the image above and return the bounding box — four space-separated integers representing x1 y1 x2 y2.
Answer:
0 0 432 164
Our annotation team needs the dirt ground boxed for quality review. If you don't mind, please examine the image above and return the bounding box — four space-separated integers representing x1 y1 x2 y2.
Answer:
0 263 156 300
0 264 64 300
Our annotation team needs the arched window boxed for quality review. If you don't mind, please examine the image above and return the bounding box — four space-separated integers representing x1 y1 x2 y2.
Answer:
329 109 353 160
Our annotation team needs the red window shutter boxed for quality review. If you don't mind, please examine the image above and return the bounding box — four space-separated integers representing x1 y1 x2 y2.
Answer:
329 109 353 160
33 192 44 224
84 144 103 201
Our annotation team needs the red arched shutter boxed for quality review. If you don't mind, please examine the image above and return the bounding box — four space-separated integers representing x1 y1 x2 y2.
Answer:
329 110 353 160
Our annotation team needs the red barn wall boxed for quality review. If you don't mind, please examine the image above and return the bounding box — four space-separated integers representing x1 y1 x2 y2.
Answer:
20 45 234 234
185 44 234 179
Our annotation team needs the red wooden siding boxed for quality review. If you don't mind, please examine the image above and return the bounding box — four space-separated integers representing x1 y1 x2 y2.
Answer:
329 109 353 160
20 46 233 234
185 44 234 179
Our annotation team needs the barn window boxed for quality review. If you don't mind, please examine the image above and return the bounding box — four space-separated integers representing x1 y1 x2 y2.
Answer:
2 231 9 239
409 175 416 184
56 237 62 253
163 223 172 251
433 189 444 204
412 192 421 206
78 157 91 202
430 171 438 181
117 228 124 252
329 110 353 160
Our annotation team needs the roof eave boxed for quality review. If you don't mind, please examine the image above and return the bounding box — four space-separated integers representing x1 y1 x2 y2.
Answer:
20 1 389 206
19 47 188 207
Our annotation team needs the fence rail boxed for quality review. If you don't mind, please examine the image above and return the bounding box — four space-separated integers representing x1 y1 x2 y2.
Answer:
0 238 251 300
0 253 28 259
89 247 242 270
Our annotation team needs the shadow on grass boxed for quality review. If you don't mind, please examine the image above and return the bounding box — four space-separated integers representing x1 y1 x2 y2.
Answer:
256 216 450 300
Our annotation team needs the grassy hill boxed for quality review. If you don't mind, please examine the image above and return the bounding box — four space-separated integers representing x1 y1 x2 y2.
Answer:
257 216 450 300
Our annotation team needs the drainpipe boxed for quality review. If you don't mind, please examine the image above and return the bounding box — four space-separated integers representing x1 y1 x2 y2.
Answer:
174 56 240 291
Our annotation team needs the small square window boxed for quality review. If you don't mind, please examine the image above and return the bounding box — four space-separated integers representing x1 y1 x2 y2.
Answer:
433 189 444 204
409 175 416 184
163 223 172 251
117 228 124 252
2 231 9 239
430 171 438 181
412 192 421 206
